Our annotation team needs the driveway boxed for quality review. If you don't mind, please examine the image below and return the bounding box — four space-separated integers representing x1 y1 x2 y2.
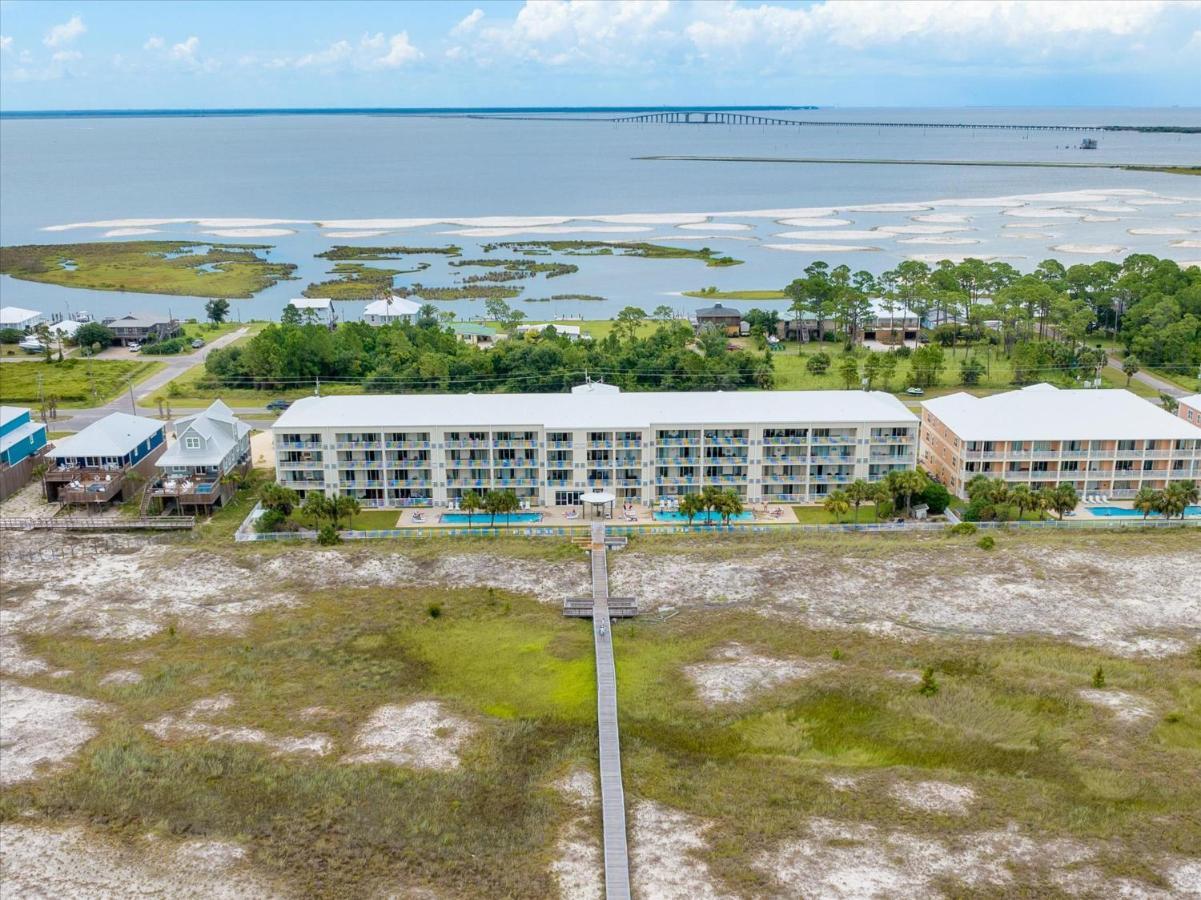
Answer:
1104 354 1189 399
56 327 249 431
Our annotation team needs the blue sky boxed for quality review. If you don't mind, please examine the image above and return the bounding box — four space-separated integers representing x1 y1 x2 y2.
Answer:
1 0 1199 110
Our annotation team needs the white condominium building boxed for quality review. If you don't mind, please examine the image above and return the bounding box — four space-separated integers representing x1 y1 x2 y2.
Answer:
270 383 919 508
921 384 1201 500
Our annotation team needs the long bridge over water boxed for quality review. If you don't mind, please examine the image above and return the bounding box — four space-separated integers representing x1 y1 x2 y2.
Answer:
612 110 1106 132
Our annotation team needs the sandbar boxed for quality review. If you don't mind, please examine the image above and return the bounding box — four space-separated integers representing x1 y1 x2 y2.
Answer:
1050 243 1126 254
764 243 880 253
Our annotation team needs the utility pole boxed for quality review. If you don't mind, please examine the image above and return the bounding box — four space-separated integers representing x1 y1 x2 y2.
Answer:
37 372 45 422
128 378 137 414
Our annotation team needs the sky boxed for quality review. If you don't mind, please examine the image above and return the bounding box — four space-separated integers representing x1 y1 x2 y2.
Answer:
1 0 1199 110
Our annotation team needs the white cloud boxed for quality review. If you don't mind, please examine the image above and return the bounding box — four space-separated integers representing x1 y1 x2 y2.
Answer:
170 36 199 61
452 8 485 36
51 49 81 63
374 31 422 68
0 35 13 53
143 36 164 51
474 0 673 66
43 15 85 48
295 39 352 68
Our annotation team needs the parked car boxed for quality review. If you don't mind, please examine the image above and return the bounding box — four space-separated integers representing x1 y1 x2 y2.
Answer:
905 387 925 396
191 338 205 349
266 399 291 413
127 342 142 352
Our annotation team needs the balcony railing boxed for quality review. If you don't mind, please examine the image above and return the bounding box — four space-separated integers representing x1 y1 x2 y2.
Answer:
335 440 381 450
492 439 538 449
657 437 701 447
277 440 321 450
445 439 490 449
762 436 807 446
385 440 430 449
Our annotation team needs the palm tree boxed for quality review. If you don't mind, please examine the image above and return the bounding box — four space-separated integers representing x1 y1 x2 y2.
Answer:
823 489 851 523
331 494 361 529
886 469 928 519
845 479 873 524
678 492 704 527
870 482 891 520
260 482 299 516
1010 484 1032 521
1133 486 1157 521
717 488 744 525
1167 480 1199 518
987 480 1011 521
459 490 481 525
1050 484 1079 520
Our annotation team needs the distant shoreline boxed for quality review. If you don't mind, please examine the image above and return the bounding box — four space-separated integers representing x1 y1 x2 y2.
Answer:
637 156 1201 176
0 105 817 120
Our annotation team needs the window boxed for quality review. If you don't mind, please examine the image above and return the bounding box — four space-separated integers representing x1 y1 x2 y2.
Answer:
184 436 201 450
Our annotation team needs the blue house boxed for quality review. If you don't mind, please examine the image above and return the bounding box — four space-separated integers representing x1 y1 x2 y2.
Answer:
44 412 167 506
0 406 50 500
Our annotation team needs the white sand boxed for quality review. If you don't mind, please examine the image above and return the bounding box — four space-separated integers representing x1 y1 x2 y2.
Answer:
322 230 391 238
677 222 751 231
1081 216 1120 223
684 643 830 704
593 213 708 225
442 225 653 238
1003 208 1080 219
890 780 976 815
911 213 971 223
0 633 50 676
317 217 440 229
764 243 880 253
203 228 296 238
877 224 970 235
1 681 105 786
0 825 285 899
1171 239 1201 249
1051 243 1126 254
630 802 727 900
195 218 305 228
775 230 889 241
931 197 1026 208
1129 227 1193 236
98 669 143 687
1076 205 1142 213
1133 198 1185 205
342 700 475 770
551 768 603 900
43 217 194 231
1078 689 1155 723
776 217 853 227
842 203 932 213
895 236 981 245
103 227 161 237
1006 231 1058 238
712 207 838 219
145 695 333 757
1174 212 1201 218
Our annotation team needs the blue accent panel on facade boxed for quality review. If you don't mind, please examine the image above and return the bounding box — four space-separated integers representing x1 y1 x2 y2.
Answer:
127 427 166 465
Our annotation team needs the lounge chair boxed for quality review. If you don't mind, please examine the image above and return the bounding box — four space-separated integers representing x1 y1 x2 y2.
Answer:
565 508 580 520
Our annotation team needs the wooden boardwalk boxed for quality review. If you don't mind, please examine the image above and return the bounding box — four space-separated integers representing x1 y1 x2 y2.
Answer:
588 522 632 900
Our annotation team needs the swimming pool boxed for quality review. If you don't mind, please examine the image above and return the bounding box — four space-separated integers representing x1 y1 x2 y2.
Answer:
653 510 754 523
440 511 543 524
194 482 215 494
1089 505 1201 518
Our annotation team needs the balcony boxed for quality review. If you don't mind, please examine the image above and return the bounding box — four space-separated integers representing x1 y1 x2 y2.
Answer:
657 436 700 447
615 477 642 486
615 439 642 449
276 440 321 450
278 459 323 470
811 435 858 445
151 477 226 506
388 478 431 487
656 476 698 486
341 479 383 489
704 436 750 446
338 461 384 471
545 479 574 488
58 475 125 504
870 433 914 444
385 440 430 450
444 439 489 449
335 440 381 450
492 439 539 449
762 436 807 446
764 474 806 484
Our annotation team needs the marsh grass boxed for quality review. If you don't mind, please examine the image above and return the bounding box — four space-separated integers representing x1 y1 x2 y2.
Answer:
4 575 1199 895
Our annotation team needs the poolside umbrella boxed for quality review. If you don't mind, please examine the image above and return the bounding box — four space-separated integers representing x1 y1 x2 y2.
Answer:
580 490 616 519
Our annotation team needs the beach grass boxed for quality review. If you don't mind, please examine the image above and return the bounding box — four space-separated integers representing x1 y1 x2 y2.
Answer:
0 241 297 299
6 569 1198 896
0 358 162 406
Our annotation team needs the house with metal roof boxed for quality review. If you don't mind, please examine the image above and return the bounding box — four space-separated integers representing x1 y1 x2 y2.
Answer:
44 412 167 506
0 406 50 501
287 298 334 325
362 296 422 326
151 400 252 513
0 306 45 331
1179 393 1201 429
451 321 501 347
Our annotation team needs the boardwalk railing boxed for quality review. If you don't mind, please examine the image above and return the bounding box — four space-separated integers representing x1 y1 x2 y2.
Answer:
0 516 195 531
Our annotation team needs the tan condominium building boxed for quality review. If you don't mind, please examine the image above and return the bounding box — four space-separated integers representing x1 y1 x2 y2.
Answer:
1179 393 1201 428
270 383 919 508
921 384 1201 500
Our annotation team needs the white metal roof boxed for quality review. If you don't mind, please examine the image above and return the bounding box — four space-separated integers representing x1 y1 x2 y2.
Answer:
273 388 917 431
517 323 581 336
0 306 43 326
1 406 31 428
48 412 164 458
0 419 45 455
158 400 251 468
922 386 1201 442
48 320 81 336
363 297 422 317
1179 393 1201 410
289 298 332 310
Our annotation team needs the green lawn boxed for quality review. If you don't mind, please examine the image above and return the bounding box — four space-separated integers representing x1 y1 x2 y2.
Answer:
1148 366 1201 393
682 289 788 301
791 505 872 525
0 241 297 299
1100 365 1160 398
0 358 163 407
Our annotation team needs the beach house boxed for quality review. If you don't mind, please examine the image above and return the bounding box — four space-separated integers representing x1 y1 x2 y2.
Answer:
362 296 422 326
43 412 167 506
451 322 500 347
0 406 50 500
107 313 181 346
150 400 251 513
270 384 918 509
694 303 743 336
920 385 1201 500
0 306 45 331
516 323 583 341
287 298 334 325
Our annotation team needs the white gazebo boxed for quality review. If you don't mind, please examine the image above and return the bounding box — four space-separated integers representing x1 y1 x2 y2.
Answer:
580 490 616 519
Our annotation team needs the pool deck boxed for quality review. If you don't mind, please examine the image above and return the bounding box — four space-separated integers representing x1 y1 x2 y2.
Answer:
388 503 801 529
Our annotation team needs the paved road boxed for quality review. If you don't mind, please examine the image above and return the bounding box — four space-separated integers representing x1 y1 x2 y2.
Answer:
50 328 249 431
1104 355 1190 399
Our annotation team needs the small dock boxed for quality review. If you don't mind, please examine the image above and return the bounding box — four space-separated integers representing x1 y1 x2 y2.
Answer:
570 522 634 900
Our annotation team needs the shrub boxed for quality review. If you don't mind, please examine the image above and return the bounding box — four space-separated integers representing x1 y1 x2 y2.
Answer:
317 524 341 545
255 508 287 533
977 535 996 550
1092 666 1105 689
140 337 187 355
75 322 115 348
427 603 443 619
805 351 831 375
919 482 952 515
918 667 939 696
0 327 24 344
831 648 843 660
947 522 977 535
